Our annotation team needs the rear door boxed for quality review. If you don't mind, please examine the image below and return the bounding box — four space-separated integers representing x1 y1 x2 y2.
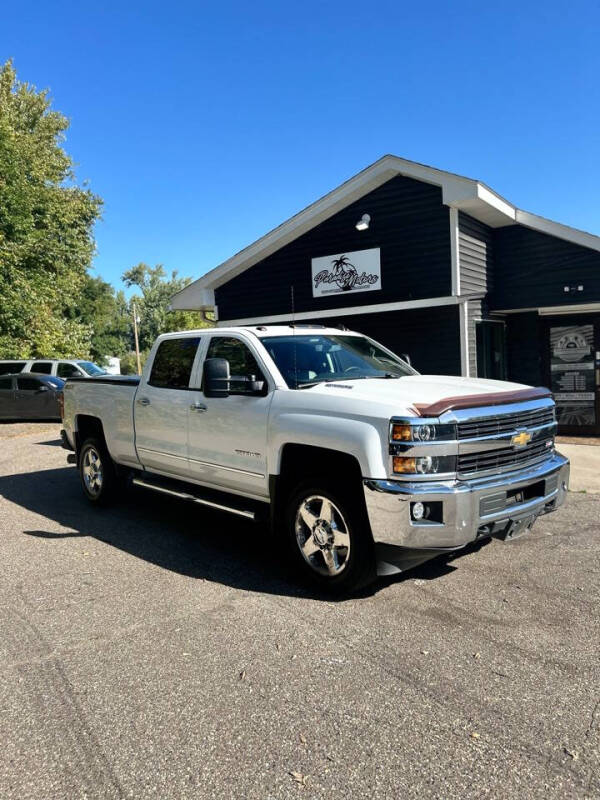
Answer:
134 335 202 478
0 377 16 418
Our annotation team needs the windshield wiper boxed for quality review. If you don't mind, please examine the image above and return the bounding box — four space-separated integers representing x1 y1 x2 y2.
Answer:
297 374 402 388
296 376 371 389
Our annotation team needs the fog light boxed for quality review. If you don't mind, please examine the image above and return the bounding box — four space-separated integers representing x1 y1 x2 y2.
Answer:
412 502 425 521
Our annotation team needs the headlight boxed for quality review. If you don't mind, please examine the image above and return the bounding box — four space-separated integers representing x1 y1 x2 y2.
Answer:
392 455 456 475
391 422 456 442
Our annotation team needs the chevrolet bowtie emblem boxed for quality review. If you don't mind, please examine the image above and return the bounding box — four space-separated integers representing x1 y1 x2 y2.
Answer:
511 431 532 448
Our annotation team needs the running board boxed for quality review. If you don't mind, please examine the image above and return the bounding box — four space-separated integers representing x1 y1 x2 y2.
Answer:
131 477 256 520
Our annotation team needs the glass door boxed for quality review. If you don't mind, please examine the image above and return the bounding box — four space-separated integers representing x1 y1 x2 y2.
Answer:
547 316 600 435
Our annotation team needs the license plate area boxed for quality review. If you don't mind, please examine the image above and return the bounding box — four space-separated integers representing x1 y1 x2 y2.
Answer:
480 480 546 517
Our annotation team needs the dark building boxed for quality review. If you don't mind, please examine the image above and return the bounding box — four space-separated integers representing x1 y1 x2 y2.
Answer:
172 156 600 435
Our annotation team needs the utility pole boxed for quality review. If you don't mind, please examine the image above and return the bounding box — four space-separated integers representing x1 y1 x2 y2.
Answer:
132 302 141 375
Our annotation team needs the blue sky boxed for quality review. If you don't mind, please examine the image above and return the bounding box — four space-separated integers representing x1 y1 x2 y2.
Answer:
2 0 599 292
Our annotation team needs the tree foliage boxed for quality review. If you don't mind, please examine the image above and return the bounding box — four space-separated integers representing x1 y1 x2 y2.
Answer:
0 60 101 358
75 275 132 363
122 263 211 351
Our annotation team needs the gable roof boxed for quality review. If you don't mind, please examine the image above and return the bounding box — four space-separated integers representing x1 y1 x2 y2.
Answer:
171 155 600 310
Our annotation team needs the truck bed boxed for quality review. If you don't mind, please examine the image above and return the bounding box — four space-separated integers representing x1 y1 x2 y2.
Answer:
62 376 140 466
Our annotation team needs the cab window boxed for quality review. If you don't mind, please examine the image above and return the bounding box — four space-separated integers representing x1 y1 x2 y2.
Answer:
205 337 265 395
148 337 200 389
0 362 26 375
17 377 41 391
57 362 81 378
32 361 53 374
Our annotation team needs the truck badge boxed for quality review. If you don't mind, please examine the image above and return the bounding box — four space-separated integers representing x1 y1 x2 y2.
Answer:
511 431 532 448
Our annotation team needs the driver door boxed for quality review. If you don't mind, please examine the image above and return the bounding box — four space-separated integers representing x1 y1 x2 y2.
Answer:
187 334 273 499
15 376 45 418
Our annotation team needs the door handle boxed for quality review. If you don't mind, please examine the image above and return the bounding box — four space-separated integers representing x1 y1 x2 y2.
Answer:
190 402 207 412
137 397 151 406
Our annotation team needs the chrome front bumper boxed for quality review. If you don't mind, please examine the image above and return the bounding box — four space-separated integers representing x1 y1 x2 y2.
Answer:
364 453 570 550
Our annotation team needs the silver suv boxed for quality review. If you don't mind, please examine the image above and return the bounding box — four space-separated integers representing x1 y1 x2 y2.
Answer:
0 359 107 379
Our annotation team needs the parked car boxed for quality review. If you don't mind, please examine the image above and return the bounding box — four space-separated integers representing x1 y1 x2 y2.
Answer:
0 373 65 421
0 359 107 379
61 325 569 593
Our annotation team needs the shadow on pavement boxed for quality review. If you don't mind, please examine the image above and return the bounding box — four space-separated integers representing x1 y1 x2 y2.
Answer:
1 465 482 600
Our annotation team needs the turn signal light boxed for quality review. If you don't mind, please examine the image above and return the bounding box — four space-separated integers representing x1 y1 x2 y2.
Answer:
393 456 418 473
391 424 412 441
393 455 456 475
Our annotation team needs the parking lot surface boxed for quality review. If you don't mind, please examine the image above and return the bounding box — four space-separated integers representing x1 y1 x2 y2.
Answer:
0 424 598 799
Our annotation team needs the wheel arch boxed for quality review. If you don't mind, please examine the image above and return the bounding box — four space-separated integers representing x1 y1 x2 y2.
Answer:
270 443 368 535
74 414 107 455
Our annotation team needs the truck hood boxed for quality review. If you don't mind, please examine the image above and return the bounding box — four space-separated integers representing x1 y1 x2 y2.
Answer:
305 374 529 416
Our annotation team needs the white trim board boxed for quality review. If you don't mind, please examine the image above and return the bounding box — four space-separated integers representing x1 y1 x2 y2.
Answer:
459 300 469 377
216 295 460 327
494 303 600 315
449 207 460 296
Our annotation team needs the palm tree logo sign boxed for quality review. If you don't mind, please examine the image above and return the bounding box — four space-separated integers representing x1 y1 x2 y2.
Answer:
313 254 379 293
330 255 358 291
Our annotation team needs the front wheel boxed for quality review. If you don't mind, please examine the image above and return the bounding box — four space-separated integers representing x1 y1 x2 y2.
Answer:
78 437 118 505
285 482 376 594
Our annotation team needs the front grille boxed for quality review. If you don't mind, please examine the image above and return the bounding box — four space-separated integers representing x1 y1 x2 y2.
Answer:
458 439 553 477
457 407 555 439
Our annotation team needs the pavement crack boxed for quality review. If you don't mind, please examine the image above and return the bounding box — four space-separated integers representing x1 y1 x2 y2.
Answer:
585 698 599 738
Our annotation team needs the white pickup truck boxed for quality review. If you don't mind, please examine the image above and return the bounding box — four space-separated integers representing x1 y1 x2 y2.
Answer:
62 325 569 592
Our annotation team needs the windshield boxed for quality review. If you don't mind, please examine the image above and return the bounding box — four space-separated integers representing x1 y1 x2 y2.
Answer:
261 334 417 389
76 361 107 376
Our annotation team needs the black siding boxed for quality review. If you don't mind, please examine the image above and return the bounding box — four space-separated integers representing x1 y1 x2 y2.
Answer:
458 213 494 295
491 225 600 311
505 312 544 387
304 305 462 377
216 175 451 321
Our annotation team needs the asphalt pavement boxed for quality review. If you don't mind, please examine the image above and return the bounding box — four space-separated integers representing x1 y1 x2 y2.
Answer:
0 423 598 799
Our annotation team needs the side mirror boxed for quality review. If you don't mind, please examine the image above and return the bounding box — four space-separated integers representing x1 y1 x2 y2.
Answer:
203 357 230 398
400 353 412 366
245 375 266 395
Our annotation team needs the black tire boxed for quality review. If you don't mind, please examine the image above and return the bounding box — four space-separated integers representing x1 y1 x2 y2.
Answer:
284 480 376 594
78 436 119 506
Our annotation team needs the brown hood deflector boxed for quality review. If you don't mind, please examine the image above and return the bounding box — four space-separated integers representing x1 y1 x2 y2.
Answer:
413 386 552 418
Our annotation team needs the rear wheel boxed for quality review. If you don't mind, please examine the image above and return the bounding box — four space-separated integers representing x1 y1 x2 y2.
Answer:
285 481 376 594
78 437 118 505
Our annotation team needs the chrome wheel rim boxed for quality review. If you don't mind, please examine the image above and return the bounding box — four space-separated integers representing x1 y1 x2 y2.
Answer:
294 495 351 577
82 447 103 496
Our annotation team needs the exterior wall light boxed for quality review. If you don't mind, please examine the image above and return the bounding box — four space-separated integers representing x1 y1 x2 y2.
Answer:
355 213 370 231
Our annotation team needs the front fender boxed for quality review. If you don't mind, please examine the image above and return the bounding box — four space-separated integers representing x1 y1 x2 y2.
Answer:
269 413 388 479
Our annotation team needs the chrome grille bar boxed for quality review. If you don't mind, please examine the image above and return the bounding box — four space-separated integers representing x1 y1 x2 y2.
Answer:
458 439 554 478
457 407 555 440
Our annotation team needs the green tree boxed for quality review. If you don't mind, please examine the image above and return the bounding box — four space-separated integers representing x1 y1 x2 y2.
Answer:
122 263 211 351
0 60 101 358
75 275 131 363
